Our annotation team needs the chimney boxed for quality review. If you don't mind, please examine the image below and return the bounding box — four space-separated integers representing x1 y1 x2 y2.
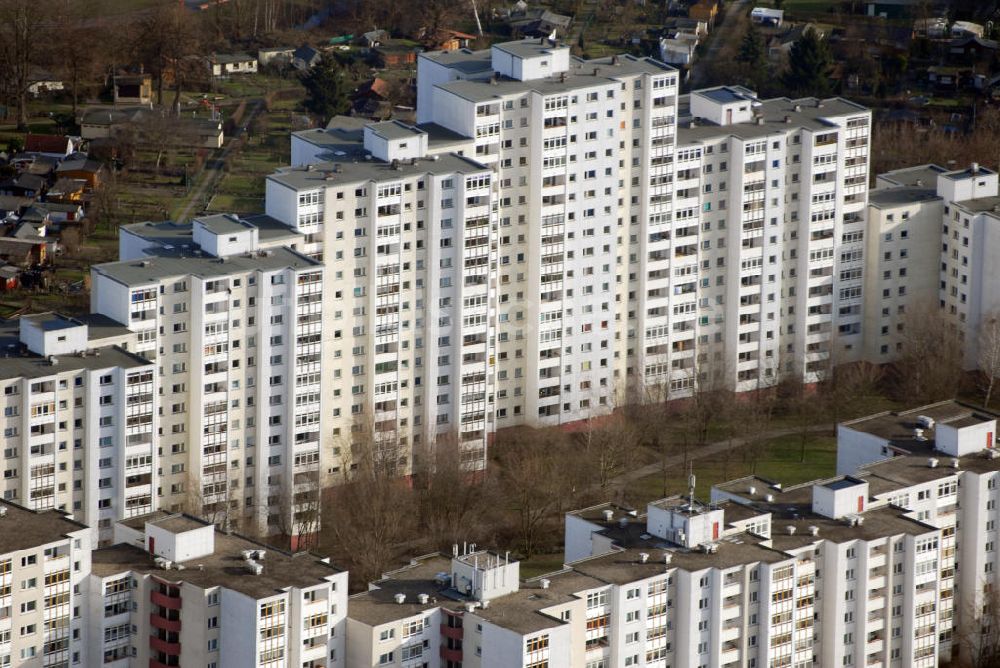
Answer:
394 593 406 604
540 578 550 589
786 526 796 535
972 162 980 174
639 553 649 563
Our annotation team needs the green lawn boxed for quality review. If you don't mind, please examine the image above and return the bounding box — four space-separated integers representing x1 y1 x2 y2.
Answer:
626 433 838 505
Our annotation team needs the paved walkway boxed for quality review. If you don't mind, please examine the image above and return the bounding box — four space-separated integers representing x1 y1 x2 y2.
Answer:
689 0 750 88
174 98 264 223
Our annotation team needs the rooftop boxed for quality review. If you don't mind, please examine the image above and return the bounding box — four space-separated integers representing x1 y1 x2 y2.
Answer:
93 516 341 599
195 213 256 236
868 186 941 208
679 95 869 143
954 195 1000 215
21 312 78 332
841 401 992 450
0 318 151 380
435 53 672 104
93 245 320 287
367 120 425 141
267 152 489 192
0 501 87 554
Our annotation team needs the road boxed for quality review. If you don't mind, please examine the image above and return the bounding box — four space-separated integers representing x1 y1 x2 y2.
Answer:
689 0 750 88
173 98 265 223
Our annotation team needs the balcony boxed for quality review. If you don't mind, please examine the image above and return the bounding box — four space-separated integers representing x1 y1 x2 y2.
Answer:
149 614 181 633
150 591 182 610
149 637 181 655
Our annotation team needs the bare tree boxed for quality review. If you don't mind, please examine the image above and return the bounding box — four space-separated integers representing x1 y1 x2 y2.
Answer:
978 314 1000 408
891 302 964 404
0 0 55 130
134 5 202 109
493 428 576 559
956 580 1000 668
320 419 413 584
413 432 499 550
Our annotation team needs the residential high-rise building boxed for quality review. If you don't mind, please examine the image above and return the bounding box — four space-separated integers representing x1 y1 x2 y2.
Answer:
0 500 92 668
272 41 881 468
86 511 347 668
0 313 155 542
266 147 498 474
90 215 325 541
672 88 871 389
863 162 1000 367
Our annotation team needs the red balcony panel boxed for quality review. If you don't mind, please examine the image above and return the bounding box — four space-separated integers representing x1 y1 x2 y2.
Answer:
149 613 181 633
150 660 176 668
440 647 463 662
149 637 181 655
150 591 182 610
440 625 463 640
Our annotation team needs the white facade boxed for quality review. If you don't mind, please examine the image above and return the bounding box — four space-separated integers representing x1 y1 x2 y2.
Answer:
90 223 326 541
0 314 155 543
85 512 347 668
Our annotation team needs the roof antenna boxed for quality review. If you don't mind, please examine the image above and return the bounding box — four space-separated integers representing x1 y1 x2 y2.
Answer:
688 463 696 511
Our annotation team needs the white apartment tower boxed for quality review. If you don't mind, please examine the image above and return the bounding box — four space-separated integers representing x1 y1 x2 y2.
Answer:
276 42 876 453
266 148 499 473
90 216 325 542
0 500 93 668
0 313 155 543
864 162 1000 367
673 87 871 389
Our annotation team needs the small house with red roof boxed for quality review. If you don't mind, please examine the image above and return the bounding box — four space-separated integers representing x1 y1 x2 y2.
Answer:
23 134 75 159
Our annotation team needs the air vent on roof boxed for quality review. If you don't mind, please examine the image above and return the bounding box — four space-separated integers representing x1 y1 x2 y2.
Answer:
786 526 796 536
394 593 406 604
602 509 613 522
639 553 649 564
928 458 939 468
663 552 672 565
0 507 7 518
765 494 774 503
417 593 429 604
808 526 819 537
952 458 960 469
540 578 550 590
748 485 757 495
794 104 801 112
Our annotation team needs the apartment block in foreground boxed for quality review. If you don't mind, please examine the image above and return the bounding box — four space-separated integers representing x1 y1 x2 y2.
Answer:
0 501 91 668
346 400 1000 668
86 511 347 668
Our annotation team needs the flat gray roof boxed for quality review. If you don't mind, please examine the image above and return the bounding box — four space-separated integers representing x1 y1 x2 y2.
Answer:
436 53 673 104
93 246 320 287
955 195 1000 214
368 120 424 141
0 319 151 380
195 213 255 236
877 164 947 188
0 501 87 554
695 86 756 105
92 524 341 600
21 312 78 331
942 166 996 181
76 313 133 341
679 95 869 144
267 152 489 192
868 187 940 208
492 40 569 60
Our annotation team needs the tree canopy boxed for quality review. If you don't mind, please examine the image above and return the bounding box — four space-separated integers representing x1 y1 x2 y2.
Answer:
782 28 834 97
301 54 351 123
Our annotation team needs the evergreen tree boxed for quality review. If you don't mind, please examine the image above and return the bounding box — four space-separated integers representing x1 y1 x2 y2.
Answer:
782 27 834 97
301 54 351 123
736 25 767 90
